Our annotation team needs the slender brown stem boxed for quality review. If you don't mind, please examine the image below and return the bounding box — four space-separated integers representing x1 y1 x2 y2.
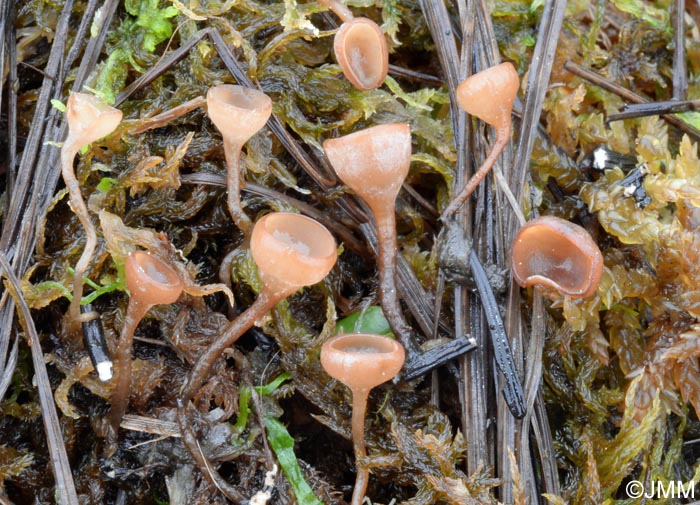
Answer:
350 388 370 505
440 127 509 220
223 140 253 235
177 288 280 495
180 289 278 403
61 147 99 330
318 0 354 22
373 205 419 355
106 298 149 452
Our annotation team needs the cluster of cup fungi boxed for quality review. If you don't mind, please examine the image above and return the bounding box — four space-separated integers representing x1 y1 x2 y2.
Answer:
57 2 606 502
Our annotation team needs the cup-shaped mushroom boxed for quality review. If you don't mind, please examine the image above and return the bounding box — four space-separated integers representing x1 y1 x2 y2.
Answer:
250 213 337 297
66 92 123 149
323 123 411 211
125 251 184 306
206 85 272 148
511 216 603 299
456 62 519 131
334 17 389 91
321 333 405 392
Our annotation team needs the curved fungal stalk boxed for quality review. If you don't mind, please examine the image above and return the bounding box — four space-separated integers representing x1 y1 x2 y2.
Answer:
511 215 603 299
319 0 389 90
207 85 272 236
441 62 519 220
324 124 419 354
107 250 183 451
177 213 336 496
321 333 405 505
61 93 122 328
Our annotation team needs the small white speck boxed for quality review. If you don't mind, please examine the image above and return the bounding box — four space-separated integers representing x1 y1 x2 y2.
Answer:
97 361 113 382
593 148 608 170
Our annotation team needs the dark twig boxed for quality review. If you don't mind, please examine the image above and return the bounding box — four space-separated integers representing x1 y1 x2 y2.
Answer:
469 251 525 418
673 0 687 101
606 99 700 122
388 64 442 85
0 252 79 504
565 61 700 141
115 28 212 105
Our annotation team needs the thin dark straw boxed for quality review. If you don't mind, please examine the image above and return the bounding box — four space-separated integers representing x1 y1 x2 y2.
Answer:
673 0 687 100
0 252 79 504
565 60 700 141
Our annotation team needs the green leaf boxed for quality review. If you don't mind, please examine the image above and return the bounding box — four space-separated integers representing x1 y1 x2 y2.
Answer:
126 0 179 52
609 0 668 29
335 305 394 337
96 177 118 193
675 111 700 130
264 416 324 505
233 373 292 436
529 0 544 13
93 49 129 105
50 99 66 112
254 372 291 396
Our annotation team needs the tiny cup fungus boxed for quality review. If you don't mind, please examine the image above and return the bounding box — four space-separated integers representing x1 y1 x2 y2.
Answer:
107 250 184 449
207 84 272 235
321 333 405 505
511 215 604 299
177 212 337 495
319 0 389 90
324 124 475 378
441 62 519 220
61 93 122 329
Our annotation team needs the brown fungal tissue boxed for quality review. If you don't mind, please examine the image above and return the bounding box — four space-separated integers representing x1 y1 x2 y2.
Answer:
61 92 122 329
319 0 389 90
207 84 272 235
324 124 419 353
107 250 183 452
511 215 604 299
441 62 519 219
177 212 337 498
321 333 405 505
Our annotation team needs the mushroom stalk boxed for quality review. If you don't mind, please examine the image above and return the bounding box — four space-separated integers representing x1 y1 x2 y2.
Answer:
373 205 419 355
440 62 519 221
61 146 99 328
175 289 280 502
177 212 337 496
108 298 149 436
106 250 183 453
223 139 252 234
61 93 122 330
320 333 405 504
440 130 510 220
350 389 370 505
179 289 278 404
324 124 475 377
206 85 272 237
318 0 353 22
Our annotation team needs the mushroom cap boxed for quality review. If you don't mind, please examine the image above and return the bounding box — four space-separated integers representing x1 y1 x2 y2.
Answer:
250 213 337 296
321 333 405 392
334 17 389 91
125 251 184 306
66 93 123 150
511 216 603 299
456 62 519 131
323 123 411 210
206 85 272 147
